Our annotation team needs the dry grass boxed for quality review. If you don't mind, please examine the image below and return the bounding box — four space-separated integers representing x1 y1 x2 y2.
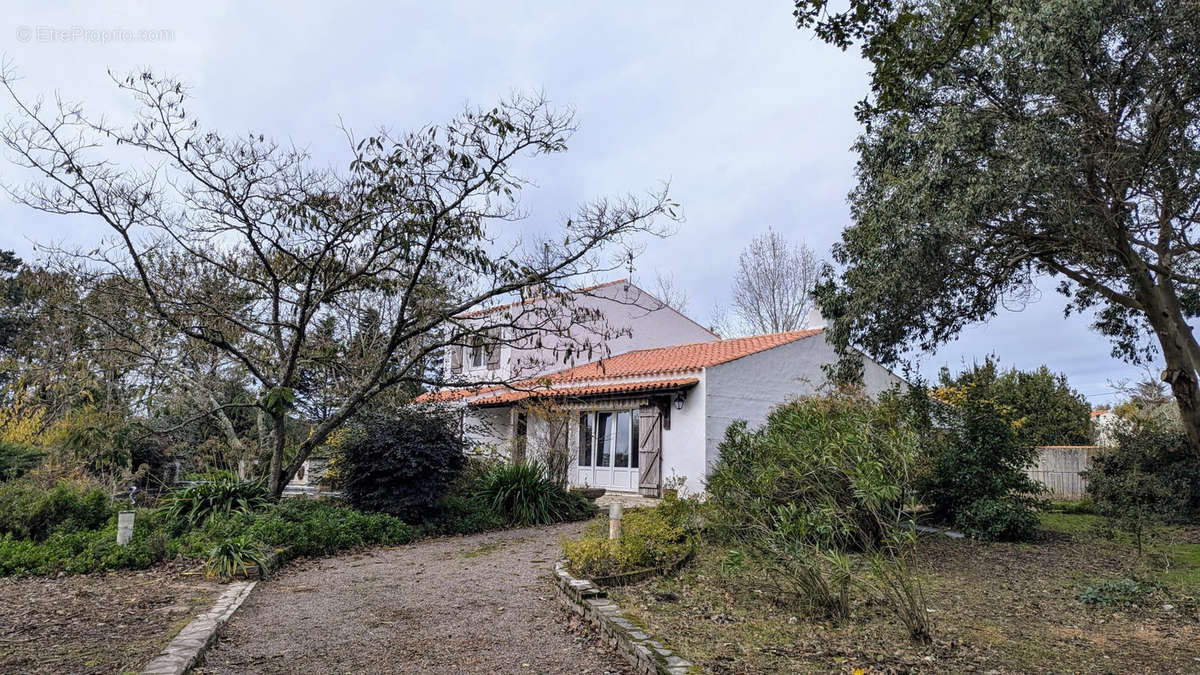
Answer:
609 514 1200 674
0 563 219 674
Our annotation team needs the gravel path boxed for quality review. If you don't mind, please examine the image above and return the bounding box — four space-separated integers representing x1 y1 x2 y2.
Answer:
197 522 628 674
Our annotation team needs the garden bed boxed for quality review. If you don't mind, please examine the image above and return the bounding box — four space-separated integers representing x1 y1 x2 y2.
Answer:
607 514 1200 673
0 562 219 674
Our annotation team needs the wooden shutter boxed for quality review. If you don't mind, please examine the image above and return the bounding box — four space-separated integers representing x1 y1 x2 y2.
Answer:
638 405 663 497
450 345 462 374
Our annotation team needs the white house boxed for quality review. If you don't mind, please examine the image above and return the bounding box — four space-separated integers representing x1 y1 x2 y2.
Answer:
1090 408 1127 446
422 323 904 496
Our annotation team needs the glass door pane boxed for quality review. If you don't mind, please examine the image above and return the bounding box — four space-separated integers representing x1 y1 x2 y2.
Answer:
577 412 593 466
614 412 630 468
631 413 639 468
596 412 613 467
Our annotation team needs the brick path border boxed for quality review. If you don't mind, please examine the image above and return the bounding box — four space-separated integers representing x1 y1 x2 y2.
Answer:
553 561 694 675
142 581 257 675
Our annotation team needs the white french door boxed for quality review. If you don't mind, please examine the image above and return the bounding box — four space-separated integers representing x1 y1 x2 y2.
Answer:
576 410 639 491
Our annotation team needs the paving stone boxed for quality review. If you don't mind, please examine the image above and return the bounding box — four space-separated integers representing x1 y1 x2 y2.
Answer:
140 581 256 675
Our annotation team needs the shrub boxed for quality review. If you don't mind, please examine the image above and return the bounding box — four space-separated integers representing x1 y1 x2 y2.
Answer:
0 477 112 541
0 492 413 577
0 507 174 576
162 478 271 529
956 497 1040 542
1078 578 1163 607
1086 425 1200 527
426 494 507 536
0 442 43 482
562 503 694 578
918 389 1043 540
707 394 918 552
249 498 414 558
340 407 465 521
471 462 594 527
705 393 923 620
206 533 268 582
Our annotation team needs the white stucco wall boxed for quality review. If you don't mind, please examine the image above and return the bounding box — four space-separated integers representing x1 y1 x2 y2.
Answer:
462 406 512 455
658 375 708 495
701 333 905 484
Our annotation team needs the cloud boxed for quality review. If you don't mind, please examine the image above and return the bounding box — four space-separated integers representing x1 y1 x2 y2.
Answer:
0 0 1150 403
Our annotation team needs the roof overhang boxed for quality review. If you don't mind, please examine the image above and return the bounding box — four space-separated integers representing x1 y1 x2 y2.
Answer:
467 377 698 408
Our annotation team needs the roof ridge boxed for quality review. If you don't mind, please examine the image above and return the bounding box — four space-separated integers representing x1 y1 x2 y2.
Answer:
454 278 629 319
597 326 824 357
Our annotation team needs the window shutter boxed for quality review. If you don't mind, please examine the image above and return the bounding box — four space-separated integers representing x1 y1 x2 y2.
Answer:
450 345 462 374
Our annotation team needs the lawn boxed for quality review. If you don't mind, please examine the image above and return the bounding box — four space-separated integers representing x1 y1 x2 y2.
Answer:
608 513 1200 674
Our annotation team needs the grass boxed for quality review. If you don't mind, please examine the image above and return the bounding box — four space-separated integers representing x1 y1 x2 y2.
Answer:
603 513 1200 673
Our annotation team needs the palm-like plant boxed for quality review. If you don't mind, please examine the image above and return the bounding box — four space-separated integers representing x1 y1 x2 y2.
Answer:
472 462 592 527
205 533 268 582
163 478 270 528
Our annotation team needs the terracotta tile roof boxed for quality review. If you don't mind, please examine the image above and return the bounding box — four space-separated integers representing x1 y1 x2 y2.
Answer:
461 378 699 407
1090 409 1110 418
454 279 629 320
541 328 824 383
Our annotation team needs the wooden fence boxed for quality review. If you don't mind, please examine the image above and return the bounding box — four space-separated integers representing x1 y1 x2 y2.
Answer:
1025 445 1099 498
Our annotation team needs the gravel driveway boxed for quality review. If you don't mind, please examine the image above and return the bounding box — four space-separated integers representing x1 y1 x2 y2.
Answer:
197 521 628 674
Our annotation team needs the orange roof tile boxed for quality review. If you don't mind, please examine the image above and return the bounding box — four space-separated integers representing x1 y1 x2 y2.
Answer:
464 378 699 407
454 279 629 320
541 328 824 383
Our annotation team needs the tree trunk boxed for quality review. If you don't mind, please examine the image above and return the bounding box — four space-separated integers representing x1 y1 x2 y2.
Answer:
1154 320 1200 455
1139 283 1200 455
268 414 287 497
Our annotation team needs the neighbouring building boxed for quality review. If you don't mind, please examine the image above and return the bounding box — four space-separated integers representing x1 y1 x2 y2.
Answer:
1090 408 1127 446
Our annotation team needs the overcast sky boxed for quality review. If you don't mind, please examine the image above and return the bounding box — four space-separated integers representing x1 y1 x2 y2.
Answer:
0 1 1153 404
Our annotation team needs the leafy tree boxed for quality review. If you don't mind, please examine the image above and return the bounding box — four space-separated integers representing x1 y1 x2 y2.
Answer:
799 0 1200 458
936 357 1091 446
0 251 28 357
919 382 1045 540
0 69 673 496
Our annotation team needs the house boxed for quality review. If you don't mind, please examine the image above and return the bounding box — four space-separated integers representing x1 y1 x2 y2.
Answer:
1090 408 1126 446
422 319 904 496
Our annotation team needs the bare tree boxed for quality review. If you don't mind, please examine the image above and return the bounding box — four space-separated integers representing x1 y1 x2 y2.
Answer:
0 68 674 496
652 271 690 315
729 229 820 334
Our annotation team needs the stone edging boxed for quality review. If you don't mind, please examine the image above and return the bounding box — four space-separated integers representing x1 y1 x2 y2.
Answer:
142 580 257 675
553 561 694 675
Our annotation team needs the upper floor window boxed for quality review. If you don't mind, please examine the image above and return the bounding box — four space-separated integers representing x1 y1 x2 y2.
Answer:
469 336 484 368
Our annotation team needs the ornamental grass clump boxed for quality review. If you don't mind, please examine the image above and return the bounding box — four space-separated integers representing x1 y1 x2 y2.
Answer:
206 532 268 582
162 478 271 529
472 462 593 527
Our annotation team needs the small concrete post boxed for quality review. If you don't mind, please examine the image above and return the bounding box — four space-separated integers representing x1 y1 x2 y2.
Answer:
116 510 135 546
608 502 623 540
